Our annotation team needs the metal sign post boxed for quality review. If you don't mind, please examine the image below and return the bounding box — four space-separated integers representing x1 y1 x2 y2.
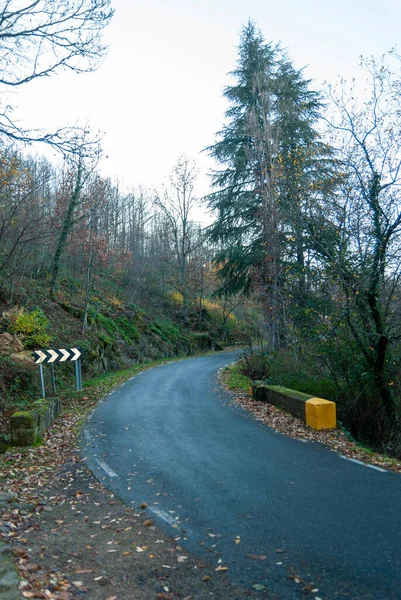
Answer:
75 358 83 391
39 363 46 398
50 363 56 394
33 347 83 397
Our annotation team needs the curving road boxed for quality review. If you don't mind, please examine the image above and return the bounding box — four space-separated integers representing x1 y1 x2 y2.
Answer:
82 352 401 599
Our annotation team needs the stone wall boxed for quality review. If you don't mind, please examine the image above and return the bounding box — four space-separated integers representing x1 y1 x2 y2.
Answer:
10 397 61 446
250 382 336 430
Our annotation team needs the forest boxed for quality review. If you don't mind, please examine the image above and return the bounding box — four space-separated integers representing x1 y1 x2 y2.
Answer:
1 1 401 458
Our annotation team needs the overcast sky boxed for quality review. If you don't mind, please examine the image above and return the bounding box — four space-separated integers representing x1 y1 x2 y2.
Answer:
13 0 401 198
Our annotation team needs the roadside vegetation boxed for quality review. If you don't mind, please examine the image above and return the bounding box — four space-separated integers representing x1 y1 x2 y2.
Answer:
221 363 401 473
1 4 401 462
206 22 401 459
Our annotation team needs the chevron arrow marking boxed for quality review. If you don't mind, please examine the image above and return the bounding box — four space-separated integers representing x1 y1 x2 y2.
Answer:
59 348 70 362
70 348 81 361
34 347 82 364
34 350 47 364
48 349 59 363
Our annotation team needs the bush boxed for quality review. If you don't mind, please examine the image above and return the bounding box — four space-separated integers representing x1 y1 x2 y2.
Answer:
240 348 276 380
6 307 52 349
0 355 40 409
239 346 338 400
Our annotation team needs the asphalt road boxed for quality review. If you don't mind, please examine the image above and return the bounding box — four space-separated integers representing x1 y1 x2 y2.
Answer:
82 352 401 599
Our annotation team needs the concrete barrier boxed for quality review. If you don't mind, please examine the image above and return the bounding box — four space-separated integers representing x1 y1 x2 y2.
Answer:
250 382 336 430
10 397 61 446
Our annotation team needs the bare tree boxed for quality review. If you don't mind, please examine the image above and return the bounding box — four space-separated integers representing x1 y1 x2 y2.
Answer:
0 148 56 283
309 55 401 437
154 156 202 323
0 0 113 153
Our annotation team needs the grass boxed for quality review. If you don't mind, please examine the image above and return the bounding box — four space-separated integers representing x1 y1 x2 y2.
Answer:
224 363 250 392
226 362 401 467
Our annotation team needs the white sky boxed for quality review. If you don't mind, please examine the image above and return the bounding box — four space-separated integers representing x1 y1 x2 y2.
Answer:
11 0 401 200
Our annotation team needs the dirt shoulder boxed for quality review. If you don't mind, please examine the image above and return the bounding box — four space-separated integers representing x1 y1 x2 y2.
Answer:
3 355 397 600
0 361 261 600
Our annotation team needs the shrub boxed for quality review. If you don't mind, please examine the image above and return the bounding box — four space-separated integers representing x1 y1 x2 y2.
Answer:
0 355 40 409
6 307 52 349
166 290 183 307
239 348 276 380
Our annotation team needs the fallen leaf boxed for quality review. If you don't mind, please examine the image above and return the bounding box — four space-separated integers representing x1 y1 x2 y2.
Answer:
177 555 188 562
245 554 267 561
75 569 93 574
215 565 228 571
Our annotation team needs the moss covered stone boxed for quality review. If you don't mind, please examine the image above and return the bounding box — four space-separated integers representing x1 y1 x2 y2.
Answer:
10 410 39 428
251 382 314 422
10 397 61 447
267 385 313 402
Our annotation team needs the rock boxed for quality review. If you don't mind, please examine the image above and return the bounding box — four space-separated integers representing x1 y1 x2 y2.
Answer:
18 503 35 513
0 569 20 599
0 542 20 600
0 493 18 509
0 333 23 355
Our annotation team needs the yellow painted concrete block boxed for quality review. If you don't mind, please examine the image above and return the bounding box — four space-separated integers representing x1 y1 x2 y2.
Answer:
305 397 336 430
248 384 253 397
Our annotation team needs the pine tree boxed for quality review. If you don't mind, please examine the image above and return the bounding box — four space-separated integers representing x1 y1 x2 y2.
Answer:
206 21 328 348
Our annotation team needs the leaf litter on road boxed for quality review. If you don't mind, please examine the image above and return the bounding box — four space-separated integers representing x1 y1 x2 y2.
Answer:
0 382 264 600
219 367 401 472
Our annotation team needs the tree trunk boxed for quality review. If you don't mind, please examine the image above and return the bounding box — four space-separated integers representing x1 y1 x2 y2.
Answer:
50 159 83 300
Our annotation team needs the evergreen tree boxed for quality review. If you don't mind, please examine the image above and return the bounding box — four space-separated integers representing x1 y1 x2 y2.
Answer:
206 21 329 348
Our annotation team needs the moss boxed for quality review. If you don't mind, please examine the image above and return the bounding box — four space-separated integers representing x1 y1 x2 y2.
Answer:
33 398 50 410
266 385 313 401
11 410 36 425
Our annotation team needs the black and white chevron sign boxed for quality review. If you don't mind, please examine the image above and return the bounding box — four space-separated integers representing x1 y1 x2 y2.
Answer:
33 347 82 364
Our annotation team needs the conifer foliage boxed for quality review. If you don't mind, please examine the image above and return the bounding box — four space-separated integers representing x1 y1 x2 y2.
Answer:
206 21 327 348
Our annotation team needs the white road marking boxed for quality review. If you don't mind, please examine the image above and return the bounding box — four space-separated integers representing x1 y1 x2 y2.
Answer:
95 458 119 478
340 455 387 472
129 372 143 380
83 429 91 442
148 507 177 526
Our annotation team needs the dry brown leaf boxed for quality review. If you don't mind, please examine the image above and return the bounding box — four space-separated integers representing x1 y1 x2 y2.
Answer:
74 569 93 574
